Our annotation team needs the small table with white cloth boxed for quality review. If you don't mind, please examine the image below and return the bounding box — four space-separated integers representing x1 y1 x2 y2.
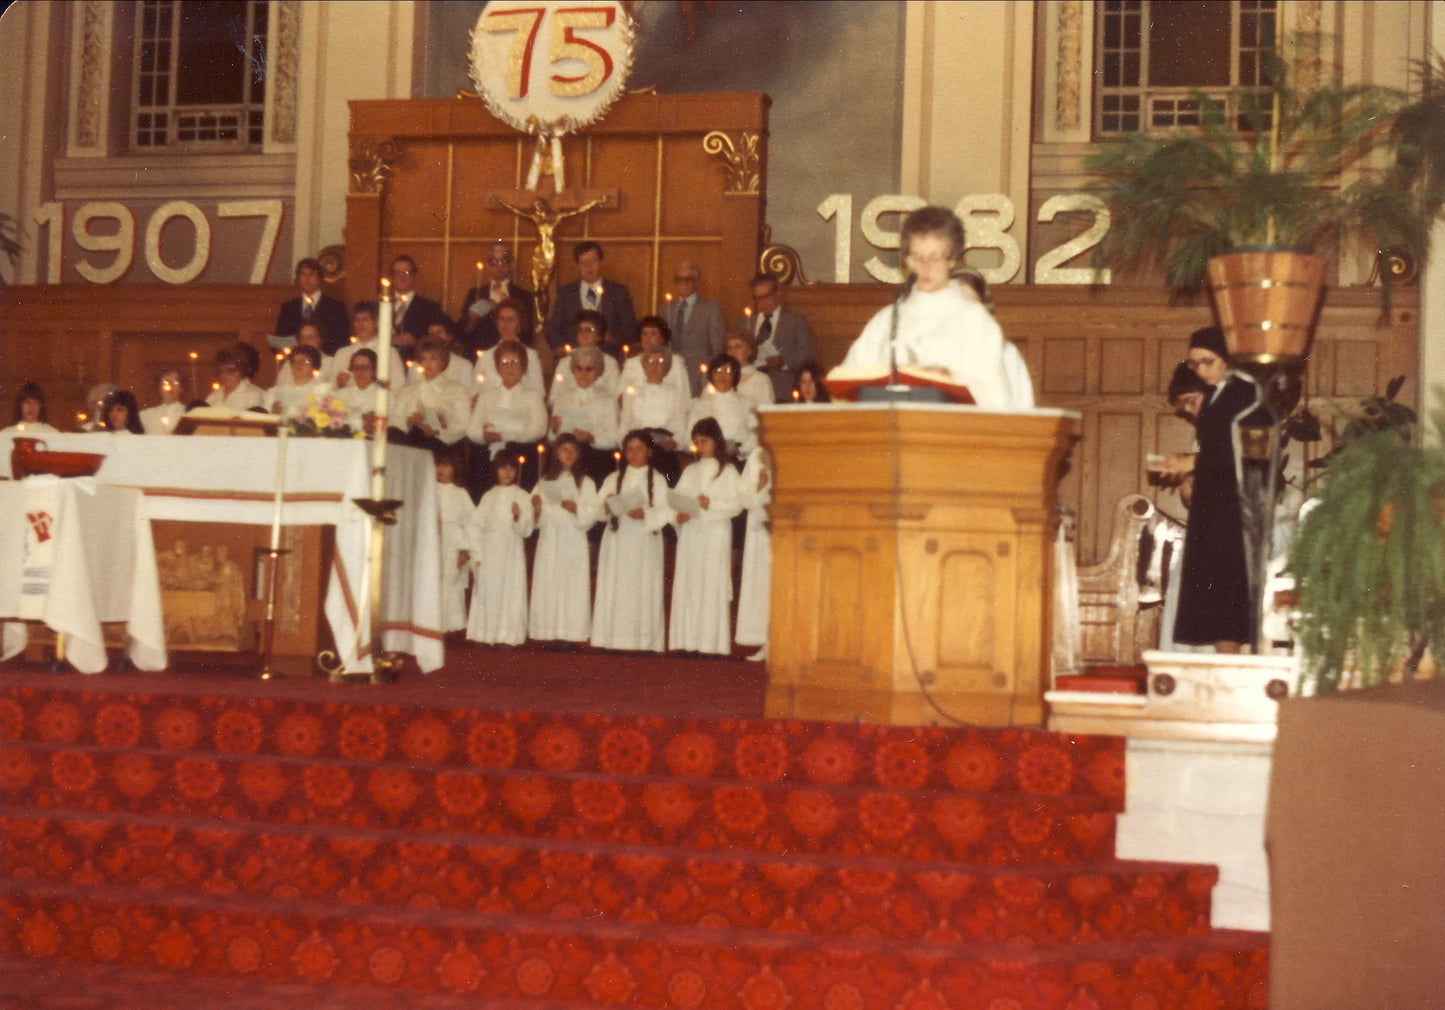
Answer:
0 476 167 674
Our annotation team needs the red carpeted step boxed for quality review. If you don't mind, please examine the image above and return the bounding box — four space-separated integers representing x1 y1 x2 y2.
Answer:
2 882 1270 1010
1 741 1119 864
1 809 1215 945
0 685 1126 803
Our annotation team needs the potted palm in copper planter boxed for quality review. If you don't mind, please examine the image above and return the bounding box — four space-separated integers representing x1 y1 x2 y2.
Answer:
1088 40 1424 366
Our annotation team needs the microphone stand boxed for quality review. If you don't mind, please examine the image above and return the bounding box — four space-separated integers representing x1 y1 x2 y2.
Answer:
886 274 914 393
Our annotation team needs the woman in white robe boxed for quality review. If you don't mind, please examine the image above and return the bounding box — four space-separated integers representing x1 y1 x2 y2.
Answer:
591 430 671 652
668 419 741 656
734 448 772 657
528 434 600 643
465 457 534 645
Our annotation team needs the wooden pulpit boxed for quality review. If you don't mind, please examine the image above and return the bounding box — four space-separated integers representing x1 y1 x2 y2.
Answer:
760 404 1079 728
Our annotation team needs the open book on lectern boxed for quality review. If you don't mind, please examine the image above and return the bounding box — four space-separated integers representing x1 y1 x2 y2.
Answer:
822 365 976 404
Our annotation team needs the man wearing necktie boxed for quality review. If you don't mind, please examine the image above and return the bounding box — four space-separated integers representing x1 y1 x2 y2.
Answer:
272 258 350 355
389 254 452 363
738 273 816 403
544 241 637 354
660 260 725 396
459 241 537 356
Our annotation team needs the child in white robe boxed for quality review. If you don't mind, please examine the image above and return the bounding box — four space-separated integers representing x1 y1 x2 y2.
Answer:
466 455 534 646
734 448 773 659
434 450 473 634
668 418 741 656
528 434 600 645
591 430 671 652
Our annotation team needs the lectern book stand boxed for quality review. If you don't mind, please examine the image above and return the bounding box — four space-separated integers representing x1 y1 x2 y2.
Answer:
759 404 1079 728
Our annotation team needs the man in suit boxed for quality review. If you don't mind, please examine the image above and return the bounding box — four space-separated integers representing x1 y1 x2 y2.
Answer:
459 241 536 356
660 260 726 396
740 273 815 402
390 254 451 363
274 258 351 356
545 241 636 354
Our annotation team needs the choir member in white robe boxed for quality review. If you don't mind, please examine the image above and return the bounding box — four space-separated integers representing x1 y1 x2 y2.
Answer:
527 434 601 644
549 309 621 404
620 348 690 451
591 431 671 652
725 331 777 409
668 419 742 656
734 447 773 658
206 346 266 412
434 452 474 633
140 368 186 435
391 338 472 445
334 349 382 433
267 345 328 418
619 315 692 404
271 321 340 392
466 457 534 645
5 382 59 435
467 342 549 489
333 302 407 392
549 344 620 484
473 340 545 399
688 355 759 459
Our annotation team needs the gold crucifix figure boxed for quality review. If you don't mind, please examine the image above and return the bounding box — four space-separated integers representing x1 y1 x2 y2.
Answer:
488 189 618 329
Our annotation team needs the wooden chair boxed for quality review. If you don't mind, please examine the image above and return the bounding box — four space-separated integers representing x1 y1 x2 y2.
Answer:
1074 494 1159 667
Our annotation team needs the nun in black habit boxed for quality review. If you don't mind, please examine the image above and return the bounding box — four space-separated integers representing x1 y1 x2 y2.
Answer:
1162 326 1271 651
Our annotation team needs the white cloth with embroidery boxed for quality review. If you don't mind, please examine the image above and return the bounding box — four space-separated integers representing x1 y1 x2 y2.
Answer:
0 477 166 673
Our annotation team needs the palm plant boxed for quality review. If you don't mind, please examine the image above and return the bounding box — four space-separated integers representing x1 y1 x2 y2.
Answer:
1087 43 1421 292
1289 414 1445 691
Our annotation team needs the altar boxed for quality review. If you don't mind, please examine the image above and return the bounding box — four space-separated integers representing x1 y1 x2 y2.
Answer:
1 433 443 675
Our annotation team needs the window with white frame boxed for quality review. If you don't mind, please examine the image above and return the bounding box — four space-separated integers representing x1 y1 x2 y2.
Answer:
132 0 268 150
1096 0 1278 136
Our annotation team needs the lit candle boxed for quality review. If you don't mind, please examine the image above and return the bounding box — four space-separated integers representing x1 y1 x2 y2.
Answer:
474 259 484 295
744 307 753 318
621 345 630 356
664 293 673 304
614 450 622 473
270 422 289 551
792 389 800 401
189 350 199 392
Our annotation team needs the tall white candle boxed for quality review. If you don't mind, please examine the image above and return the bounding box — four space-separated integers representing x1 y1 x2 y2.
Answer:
270 421 288 551
371 278 394 501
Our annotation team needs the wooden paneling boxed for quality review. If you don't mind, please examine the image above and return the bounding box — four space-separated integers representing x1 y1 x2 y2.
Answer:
0 284 292 426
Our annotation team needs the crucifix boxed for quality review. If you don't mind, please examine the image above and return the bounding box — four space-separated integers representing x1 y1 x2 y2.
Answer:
488 186 619 331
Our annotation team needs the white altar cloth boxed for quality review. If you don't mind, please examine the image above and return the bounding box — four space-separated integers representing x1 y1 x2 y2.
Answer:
1 434 443 673
0 477 167 673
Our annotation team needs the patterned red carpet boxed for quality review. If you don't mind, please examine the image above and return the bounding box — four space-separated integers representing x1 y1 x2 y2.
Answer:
1 645 1268 1008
